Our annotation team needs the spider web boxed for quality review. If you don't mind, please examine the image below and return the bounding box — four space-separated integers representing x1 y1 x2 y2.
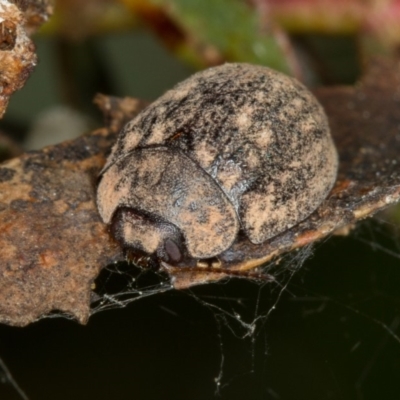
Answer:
87 208 400 399
2 210 400 399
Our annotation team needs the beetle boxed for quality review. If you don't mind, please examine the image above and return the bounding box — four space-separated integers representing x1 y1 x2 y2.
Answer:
97 63 338 283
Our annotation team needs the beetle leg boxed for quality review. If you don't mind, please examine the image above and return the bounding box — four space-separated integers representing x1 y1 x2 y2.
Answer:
196 260 209 268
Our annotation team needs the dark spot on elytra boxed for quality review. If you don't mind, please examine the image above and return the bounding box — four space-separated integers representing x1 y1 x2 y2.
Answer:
0 167 15 182
10 199 30 211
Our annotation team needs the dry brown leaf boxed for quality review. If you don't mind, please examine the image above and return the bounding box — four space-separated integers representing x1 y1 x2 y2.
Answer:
1 58 400 326
0 131 122 326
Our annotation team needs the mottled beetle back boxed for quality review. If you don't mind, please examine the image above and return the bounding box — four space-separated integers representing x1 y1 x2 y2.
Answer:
97 63 338 263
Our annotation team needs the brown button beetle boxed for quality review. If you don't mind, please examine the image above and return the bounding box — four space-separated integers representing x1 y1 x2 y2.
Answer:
97 63 338 276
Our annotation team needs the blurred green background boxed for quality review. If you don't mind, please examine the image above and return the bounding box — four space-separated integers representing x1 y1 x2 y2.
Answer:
0 1 400 399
